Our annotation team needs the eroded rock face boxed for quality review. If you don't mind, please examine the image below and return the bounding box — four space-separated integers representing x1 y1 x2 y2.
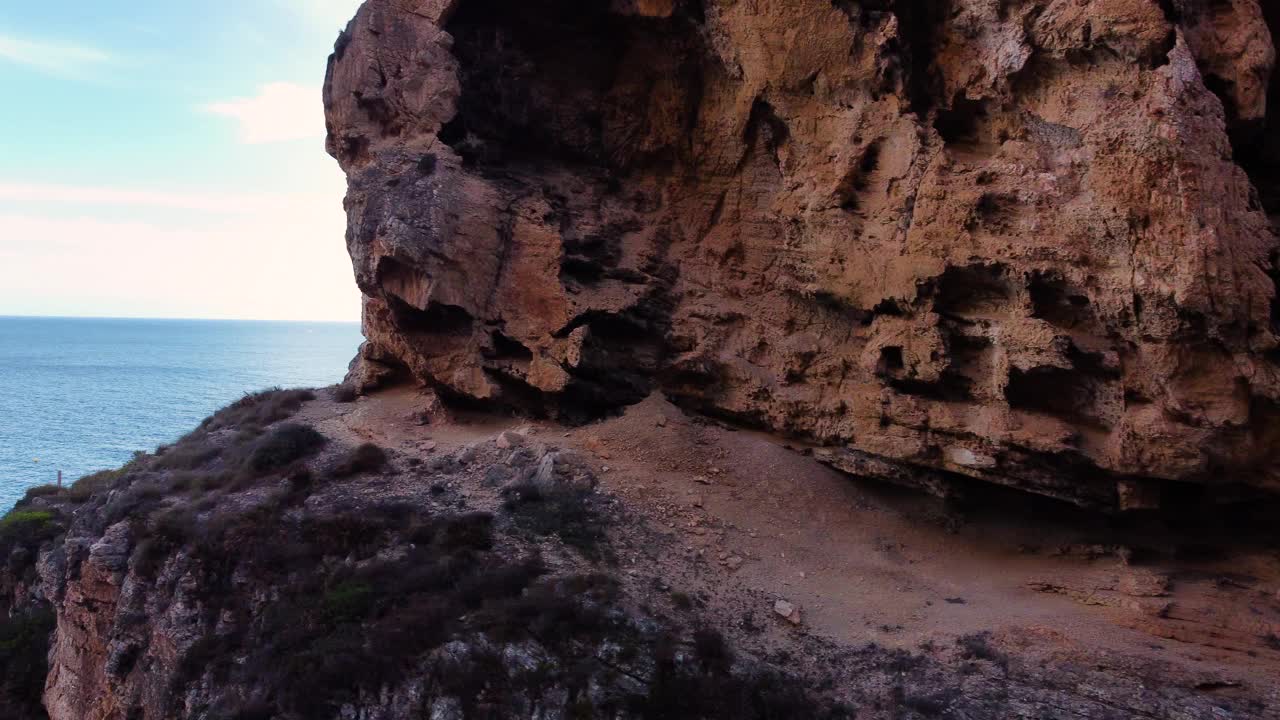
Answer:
325 0 1280 508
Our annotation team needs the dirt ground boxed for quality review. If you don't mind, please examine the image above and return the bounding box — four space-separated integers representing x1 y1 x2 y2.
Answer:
298 385 1280 709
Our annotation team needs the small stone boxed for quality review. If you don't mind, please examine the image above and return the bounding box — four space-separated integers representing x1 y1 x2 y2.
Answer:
496 431 525 449
774 599 802 625
655 415 668 427
693 496 704 508
694 475 712 485
532 453 558 488
726 556 744 570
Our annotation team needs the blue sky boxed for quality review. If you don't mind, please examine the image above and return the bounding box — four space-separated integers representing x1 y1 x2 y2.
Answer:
0 0 365 321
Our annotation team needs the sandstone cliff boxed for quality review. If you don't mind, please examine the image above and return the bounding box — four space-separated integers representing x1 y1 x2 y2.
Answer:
325 0 1280 509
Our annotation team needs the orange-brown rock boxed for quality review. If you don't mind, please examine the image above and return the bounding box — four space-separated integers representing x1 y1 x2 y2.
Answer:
325 0 1280 509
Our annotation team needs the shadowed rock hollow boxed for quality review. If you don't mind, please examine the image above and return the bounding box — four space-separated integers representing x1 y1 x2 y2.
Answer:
325 0 1280 510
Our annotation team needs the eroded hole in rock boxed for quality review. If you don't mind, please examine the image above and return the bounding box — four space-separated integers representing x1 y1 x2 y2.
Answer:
559 309 669 422
835 140 882 211
935 95 990 147
560 228 629 286
1005 366 1106 429
376 257 432 311
889 372 973 403
876 346 906 379
388 298 475 337
933 263 1014 319
441 0 627 169
966 192 1017 231
1066 343 1119 380
888 331 988 402
486 331 534 362
441 0 705 174
1028 271 1095 330
745 98 791 158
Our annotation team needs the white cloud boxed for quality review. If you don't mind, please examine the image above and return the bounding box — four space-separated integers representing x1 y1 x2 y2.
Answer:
0 32 111 77
201 82 325 145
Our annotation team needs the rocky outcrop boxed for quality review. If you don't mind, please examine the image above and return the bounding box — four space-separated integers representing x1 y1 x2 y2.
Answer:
325 0 1280 509
5 389 1278 719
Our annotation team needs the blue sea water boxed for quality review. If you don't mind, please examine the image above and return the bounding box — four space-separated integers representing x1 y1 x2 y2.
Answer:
0 316 363 511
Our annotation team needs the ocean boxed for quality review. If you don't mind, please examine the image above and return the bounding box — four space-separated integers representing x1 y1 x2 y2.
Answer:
0 316 364 511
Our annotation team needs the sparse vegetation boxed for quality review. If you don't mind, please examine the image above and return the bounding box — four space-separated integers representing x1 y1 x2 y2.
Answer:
333 385 359 403
67 468 125 502
0 510 60 548
0 606 55 719
195 388 316 435
140 479 847 720
0 385 857 720
331 442 388 477
17 484 65 505
243 423 327 477
502 482 609 559
957 632 1006 667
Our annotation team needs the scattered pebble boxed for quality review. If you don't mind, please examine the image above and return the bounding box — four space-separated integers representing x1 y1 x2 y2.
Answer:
774 599 802 625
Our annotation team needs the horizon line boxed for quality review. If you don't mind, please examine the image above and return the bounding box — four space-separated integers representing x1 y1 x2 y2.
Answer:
0 312 362 324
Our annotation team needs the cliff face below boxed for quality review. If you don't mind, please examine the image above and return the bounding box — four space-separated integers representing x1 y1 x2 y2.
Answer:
4 388 1279 719
326 0 1280 509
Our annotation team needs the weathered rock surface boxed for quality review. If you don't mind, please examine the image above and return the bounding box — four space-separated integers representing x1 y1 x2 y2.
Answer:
325 0 1280 509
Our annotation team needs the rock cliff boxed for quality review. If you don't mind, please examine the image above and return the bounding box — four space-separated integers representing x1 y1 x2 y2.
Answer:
326 0 1280 509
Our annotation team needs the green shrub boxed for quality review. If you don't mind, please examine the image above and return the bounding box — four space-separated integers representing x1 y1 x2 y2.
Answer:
244 424 326 476
156 443 222 471
321 582 375 624
0 510 60 547
67 468 123 502
503 483 609 559
197 388 317 434
331 443 388 478
17 484 65 505
0 606 55 719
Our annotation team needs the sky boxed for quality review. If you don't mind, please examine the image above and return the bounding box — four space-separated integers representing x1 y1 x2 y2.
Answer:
0 0 366 321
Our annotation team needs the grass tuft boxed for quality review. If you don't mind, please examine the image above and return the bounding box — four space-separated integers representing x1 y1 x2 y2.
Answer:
331 443 388 478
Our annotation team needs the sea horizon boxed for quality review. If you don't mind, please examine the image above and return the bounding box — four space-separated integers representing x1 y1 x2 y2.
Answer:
0 315 364 510
0 313 361 325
